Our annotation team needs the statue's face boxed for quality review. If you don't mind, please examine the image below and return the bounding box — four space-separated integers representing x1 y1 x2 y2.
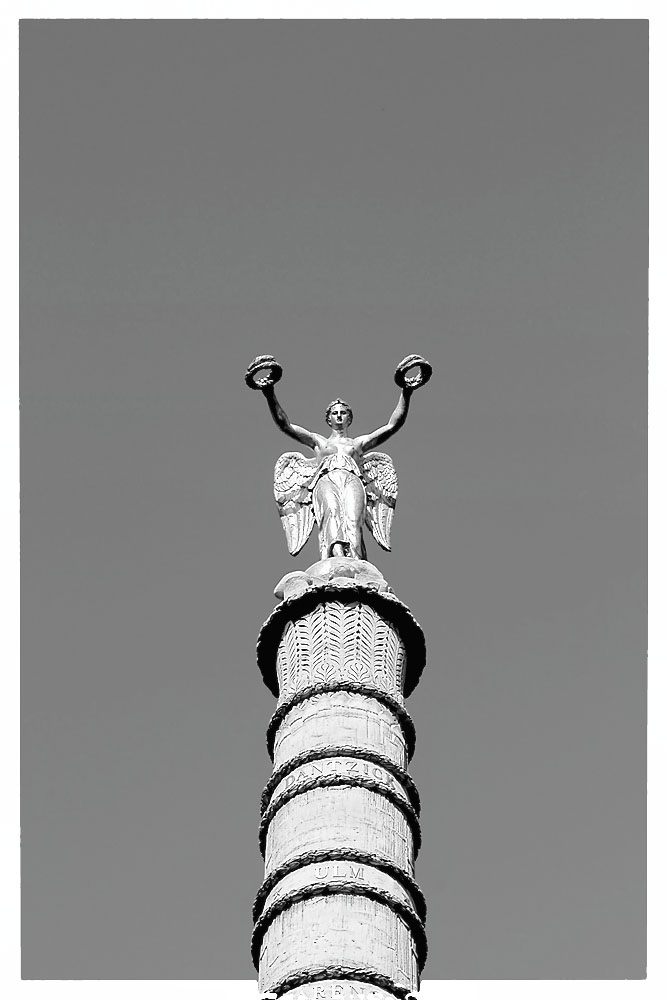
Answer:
327 404 352 431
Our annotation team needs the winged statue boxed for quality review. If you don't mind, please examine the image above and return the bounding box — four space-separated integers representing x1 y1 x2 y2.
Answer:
245 353 432 560
274 449 398 558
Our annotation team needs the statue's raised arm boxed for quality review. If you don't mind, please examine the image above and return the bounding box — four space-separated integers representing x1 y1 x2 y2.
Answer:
245 353 431 560
355 355 432 454
245 355 324 451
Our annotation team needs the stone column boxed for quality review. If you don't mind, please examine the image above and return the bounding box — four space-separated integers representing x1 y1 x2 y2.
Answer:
252 558 427 1000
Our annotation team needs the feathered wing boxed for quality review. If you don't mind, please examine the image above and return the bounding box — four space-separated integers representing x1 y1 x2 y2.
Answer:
362 452 398 551
274 452 318 555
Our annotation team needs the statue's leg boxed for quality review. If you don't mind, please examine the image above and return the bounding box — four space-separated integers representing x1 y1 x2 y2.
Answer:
341 472 368 560
312 475 346 559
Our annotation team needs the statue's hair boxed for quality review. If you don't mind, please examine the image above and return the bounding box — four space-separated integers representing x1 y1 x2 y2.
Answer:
325 399 353 427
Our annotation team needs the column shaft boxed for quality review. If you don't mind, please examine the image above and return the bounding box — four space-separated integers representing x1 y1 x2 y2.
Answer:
253 567 426 1000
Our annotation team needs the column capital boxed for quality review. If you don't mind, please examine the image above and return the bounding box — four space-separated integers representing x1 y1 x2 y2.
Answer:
257 559 426 699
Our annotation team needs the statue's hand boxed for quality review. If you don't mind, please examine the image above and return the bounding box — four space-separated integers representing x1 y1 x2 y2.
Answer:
394 354 432 390
245 355 283 391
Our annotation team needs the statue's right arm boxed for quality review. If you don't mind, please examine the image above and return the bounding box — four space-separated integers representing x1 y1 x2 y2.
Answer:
262 386 321 450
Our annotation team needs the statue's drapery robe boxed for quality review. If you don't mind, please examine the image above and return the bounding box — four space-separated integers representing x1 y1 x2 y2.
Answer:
308 453 368 560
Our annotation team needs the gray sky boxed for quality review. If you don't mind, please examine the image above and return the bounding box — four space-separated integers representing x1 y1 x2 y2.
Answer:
21 20 646 980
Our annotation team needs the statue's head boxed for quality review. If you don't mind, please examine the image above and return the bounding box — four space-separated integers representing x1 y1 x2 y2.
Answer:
325 398 353 430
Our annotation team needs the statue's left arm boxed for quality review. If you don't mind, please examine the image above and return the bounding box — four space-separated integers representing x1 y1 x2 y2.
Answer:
356 387 413 454
355 354 432 454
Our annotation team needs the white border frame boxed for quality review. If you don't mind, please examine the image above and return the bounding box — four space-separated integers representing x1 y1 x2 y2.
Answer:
5 4 661 999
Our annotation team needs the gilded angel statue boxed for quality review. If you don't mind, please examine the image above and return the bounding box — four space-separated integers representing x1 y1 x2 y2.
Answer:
245 354 432 560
